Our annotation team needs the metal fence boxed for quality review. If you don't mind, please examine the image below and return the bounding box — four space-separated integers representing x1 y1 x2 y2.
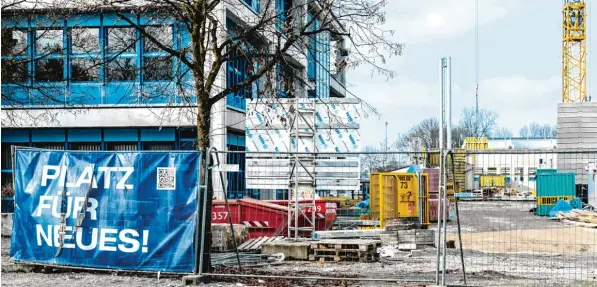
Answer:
442 149 597 286
193 149 597 286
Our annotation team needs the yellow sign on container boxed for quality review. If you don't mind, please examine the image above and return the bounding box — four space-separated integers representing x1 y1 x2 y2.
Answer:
479 175 506 187
369 172 429 228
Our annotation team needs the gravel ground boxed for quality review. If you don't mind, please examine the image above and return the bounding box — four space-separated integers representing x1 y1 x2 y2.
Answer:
2 201 597 287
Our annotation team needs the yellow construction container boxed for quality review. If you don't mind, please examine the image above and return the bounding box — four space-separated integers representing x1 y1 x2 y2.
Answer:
426 149 466 190
479 175 506 187
369 172 429 228
464 137 488 150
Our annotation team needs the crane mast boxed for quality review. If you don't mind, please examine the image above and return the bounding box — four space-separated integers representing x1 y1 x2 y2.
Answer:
562 0 587 103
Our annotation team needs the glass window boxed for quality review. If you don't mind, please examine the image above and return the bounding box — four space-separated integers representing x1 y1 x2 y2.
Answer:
71 28 100 54
1 59 28 83
35 59 64 82
107 58 136 81
36 29 63 55
72 59 99 81
107 27 137 53
1 29 28 56
144 26 173 52
144 57 172 81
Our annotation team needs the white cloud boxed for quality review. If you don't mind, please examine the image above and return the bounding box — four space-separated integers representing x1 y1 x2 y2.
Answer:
464 75 560 135
354 74 560 147
385 0 519 44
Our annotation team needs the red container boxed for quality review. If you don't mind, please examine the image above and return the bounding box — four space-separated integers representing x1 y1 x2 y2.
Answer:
269 199 338 234
428 198 450 223
211 198 338 239
424 168 440 194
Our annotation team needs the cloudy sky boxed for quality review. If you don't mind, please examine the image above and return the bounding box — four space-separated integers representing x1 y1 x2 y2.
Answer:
352 0 597 148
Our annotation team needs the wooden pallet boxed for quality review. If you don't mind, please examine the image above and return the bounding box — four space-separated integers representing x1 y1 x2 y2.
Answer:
237 236 285 252
308 239 381 262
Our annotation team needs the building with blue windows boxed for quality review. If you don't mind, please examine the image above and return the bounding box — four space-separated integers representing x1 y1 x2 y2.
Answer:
0 2 349 198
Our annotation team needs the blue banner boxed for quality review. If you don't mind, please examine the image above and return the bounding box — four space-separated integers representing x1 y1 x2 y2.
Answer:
10 149 200 273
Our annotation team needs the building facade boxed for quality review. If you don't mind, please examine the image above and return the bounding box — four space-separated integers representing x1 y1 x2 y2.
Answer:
469 138 558 192
0 2 349 198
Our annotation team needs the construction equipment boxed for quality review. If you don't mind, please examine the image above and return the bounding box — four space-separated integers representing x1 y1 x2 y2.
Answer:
369 172 430 228
562 0 587 103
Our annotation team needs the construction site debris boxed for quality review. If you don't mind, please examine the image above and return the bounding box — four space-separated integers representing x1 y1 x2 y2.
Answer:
1 213 13 237
555 209 597 228
212 252 285 267
333 219 380 229
380 229 435 250
212 224 249 251
308 239 381 262
238 236 285 252
312 229 383 240
261 239 311 260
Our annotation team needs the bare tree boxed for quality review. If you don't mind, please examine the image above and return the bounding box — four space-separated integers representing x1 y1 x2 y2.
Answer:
458 107 497 138
519 126 530 138
2 0 403 271
519 122 555 138
395 117 462 150
493 126 513 138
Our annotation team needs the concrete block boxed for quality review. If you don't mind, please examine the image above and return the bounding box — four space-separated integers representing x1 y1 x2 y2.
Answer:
262 240 311 260
211 224 248 251
1 213 13 237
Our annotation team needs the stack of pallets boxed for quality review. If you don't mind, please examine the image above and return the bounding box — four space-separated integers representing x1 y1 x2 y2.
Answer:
380 228 435 250
308 239 381 262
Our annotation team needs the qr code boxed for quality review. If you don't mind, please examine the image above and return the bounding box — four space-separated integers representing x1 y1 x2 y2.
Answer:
157 167 176 190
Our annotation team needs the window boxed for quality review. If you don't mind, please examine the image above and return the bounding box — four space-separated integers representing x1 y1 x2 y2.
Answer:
144 26 172 52
35 29 64 82
1 29 28 56
227 132 246 199
306 14 330 98
1 59 27 83
106 27 137 82
1 143 27 170
144 57 172 81
275 0 292 33
35 59 64 82
71 59 99 81
70 28 100 83
242 0 260 12
105 142 137 151
70 143 101 151
107 58 136 81
36 29 63 55
2 29 29 84
142 26 173 82
142 142 174 150
71 28 100 54
33 143 64 150
107 27 137 53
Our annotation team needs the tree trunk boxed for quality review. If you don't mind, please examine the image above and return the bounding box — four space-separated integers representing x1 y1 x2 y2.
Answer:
196 94 214 274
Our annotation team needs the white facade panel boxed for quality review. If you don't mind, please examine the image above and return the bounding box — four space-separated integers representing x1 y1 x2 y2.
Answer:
245 98 361 193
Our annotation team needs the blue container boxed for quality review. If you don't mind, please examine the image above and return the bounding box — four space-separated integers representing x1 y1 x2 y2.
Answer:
536 173 575 197
536 172 575 216
1 197 15 213
536 169 558 175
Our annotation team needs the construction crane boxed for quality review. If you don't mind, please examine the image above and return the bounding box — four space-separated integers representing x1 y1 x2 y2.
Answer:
562 0 587 103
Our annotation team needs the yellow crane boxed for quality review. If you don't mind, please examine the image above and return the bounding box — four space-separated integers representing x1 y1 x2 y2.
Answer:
562 0 587 103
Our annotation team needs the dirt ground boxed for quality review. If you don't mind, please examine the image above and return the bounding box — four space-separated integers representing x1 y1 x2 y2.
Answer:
2 201 597 287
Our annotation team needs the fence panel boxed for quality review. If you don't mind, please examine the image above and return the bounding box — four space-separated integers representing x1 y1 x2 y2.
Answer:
443 149 597 286
200 149 597 286
204 150 440 284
